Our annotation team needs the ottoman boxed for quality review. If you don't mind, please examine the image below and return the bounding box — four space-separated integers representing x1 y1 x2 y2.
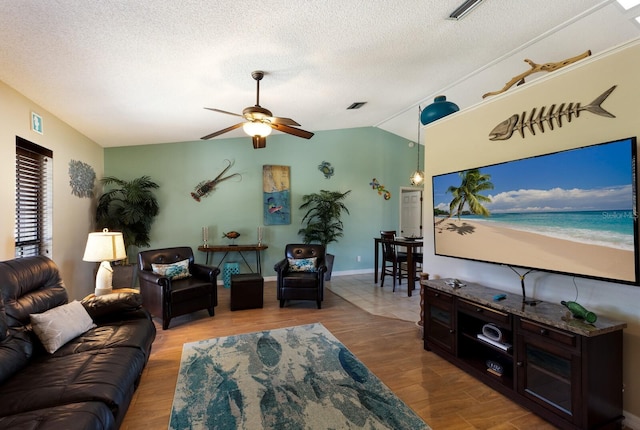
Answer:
230 273 264 311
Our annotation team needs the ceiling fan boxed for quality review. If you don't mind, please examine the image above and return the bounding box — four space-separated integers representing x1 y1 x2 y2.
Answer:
201 70 314 149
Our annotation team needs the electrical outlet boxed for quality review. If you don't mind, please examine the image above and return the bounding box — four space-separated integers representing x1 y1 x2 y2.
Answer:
356 256 361 262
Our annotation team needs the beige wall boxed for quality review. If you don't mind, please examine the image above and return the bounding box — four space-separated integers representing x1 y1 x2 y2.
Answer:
0 80 104 299
423 39 640 425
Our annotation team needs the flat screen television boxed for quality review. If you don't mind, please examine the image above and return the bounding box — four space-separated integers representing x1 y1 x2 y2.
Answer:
432 137 639 285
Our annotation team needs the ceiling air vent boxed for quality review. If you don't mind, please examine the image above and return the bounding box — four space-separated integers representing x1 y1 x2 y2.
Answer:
347 102 367 110
448 0 484 20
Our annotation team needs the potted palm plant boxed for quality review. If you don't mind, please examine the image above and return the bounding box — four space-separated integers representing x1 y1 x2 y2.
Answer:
95 175 160 286
298 189 351 280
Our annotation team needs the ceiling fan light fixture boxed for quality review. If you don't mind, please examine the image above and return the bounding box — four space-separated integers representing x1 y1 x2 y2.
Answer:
243 121 272 137
201 70 312 147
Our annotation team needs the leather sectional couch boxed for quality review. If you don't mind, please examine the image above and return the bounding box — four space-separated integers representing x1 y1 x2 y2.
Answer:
0 256 156 429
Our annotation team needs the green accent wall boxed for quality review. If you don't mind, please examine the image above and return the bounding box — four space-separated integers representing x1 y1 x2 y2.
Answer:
104 126 420 276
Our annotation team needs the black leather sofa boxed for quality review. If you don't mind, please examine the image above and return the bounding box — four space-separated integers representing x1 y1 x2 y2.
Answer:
0 256 156 430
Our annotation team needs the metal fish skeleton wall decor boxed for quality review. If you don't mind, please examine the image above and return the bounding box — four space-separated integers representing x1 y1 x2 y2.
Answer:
488 85 617 141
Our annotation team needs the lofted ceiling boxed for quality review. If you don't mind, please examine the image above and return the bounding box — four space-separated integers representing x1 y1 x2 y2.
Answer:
0 1 639 148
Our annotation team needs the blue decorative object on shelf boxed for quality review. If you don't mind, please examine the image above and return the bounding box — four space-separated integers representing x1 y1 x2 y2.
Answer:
420 95 459 125
223 262 240 288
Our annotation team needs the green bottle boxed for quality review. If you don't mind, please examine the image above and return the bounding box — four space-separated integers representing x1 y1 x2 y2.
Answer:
561 301 597 324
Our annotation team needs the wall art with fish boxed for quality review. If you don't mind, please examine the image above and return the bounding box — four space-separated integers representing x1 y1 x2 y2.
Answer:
263 165 291 225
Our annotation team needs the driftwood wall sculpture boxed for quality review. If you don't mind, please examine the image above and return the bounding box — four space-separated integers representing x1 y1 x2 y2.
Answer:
483 50 592 99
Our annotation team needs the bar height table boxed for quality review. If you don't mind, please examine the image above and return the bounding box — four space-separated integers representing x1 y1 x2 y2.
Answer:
373 237 422 296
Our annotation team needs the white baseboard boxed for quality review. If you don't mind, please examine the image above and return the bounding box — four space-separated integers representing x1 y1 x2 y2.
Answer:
218 268 375 285
331 269 374 276
624 410 640 429
261 269 374 283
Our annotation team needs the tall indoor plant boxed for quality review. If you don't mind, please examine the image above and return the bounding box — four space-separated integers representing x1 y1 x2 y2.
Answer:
298 189 351 280
95 176 160 286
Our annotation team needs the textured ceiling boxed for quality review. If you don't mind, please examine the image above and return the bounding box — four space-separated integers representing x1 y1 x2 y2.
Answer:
0 1 638 147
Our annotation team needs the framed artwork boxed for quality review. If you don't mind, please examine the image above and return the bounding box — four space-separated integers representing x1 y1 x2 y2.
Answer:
31 112 43 134
263 165 291 225
68 160 96 198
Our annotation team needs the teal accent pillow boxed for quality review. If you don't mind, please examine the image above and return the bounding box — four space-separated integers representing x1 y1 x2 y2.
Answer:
288 257 317 272
152 259 191 280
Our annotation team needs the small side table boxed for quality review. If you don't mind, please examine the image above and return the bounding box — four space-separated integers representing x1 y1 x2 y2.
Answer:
230 273 264 311
222 262 240 289
198 244 268 273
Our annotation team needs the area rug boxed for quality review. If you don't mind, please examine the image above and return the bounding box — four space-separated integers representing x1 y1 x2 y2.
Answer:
169 323 430 430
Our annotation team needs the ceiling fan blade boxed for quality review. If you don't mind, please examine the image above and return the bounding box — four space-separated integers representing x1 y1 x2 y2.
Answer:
201 122 244 140
204 108 244 118
271 123 314 139
252 136 267 149
270 116 300 126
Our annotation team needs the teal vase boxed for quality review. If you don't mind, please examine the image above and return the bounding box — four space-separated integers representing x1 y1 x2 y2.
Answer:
420 95 459 125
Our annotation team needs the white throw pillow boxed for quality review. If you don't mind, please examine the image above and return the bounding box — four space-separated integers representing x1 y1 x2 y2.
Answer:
30 300 96 353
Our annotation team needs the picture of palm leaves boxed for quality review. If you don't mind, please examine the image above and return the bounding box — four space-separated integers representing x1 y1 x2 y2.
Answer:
446 168 494 219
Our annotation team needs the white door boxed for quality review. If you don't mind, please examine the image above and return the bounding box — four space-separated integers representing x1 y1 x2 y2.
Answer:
400 188 422 238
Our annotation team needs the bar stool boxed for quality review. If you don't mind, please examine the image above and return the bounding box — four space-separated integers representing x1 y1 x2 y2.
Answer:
380 231 408 291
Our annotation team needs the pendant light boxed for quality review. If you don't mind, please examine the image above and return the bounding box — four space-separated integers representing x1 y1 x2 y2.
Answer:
410 106 425 186
411 95 459 186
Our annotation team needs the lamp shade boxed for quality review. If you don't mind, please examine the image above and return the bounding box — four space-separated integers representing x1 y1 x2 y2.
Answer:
420 95 459 125
83 229 126 296
83 228 126 262
242 121 272 137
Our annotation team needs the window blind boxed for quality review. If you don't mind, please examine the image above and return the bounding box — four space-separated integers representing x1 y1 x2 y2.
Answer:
15 137 53 258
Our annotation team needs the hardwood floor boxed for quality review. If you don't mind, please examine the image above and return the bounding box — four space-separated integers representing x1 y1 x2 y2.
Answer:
120 275 556 430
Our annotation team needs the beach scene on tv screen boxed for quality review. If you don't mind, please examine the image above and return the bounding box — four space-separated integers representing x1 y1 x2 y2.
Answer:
432 138 637 283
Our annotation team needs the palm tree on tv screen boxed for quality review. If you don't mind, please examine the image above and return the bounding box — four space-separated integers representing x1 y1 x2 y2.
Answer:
446 168 494 220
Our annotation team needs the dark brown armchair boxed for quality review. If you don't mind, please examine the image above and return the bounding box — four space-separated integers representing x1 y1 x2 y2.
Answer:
137 246 219 330
274 244 326 309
